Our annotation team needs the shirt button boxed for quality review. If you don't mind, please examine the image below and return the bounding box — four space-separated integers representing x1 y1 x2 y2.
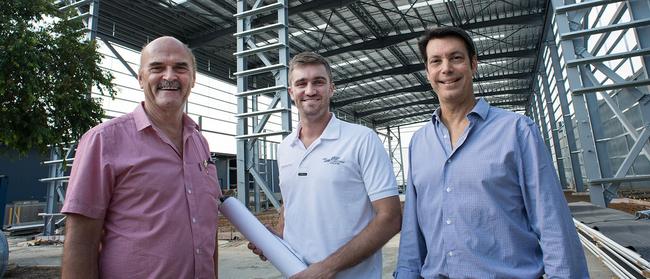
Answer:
192 217 197 223
446 187 451 192
187 189 192 194
448 251 454 257
196 248 200 254
447 159 451 163
446 219 452 225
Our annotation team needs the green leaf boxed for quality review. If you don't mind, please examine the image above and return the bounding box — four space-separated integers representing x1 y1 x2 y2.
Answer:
0 0 115 157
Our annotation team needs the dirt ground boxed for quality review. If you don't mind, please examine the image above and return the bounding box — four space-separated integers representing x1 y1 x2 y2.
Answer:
3 265 60 279
608 201 650 215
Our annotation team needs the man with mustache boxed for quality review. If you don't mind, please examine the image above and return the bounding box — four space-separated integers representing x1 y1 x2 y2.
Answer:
61 36 221 279
394 27 589 278
249 52 402 279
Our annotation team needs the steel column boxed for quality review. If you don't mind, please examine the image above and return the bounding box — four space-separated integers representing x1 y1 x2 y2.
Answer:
534 90 552 154
540 72 569 188
235 0 290 211
547 40 586 192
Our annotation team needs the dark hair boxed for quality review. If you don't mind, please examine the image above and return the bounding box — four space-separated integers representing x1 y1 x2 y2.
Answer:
418 26 477 63
288 52 333 83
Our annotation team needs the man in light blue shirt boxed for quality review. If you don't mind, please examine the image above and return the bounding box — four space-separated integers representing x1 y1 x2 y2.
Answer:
394 26 589 278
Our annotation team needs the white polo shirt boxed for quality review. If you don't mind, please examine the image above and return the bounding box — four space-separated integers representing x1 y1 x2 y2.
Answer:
278 114 399 279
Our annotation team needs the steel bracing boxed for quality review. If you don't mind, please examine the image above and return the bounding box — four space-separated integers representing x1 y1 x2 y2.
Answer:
235 0 291 212
528 0 650 206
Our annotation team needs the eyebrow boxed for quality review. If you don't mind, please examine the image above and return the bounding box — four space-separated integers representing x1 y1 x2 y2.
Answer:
294 76 328 83
428 51 466 60
147 61 190 67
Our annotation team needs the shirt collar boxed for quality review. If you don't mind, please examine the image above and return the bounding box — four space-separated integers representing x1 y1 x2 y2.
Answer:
134 102 152 131
289 113 340 146
431 98 490 123
133 102 199 133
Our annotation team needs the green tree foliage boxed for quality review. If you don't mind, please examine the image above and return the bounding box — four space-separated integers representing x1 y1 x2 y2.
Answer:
0 0 115 157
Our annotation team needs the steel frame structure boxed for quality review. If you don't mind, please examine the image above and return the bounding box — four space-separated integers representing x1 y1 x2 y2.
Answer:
33 0 650 213
529 0 650 206
234 0 291 211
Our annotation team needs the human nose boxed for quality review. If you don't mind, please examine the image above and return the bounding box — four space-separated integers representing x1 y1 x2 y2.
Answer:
162 66 177 79
304 83 316 95
440 59 453 74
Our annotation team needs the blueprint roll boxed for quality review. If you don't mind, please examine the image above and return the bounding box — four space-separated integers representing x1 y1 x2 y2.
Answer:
218 196 307 277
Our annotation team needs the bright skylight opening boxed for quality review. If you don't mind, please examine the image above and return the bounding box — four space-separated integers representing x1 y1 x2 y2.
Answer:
478 60 509 67
345 77 395 90
331 57 370 68
398 0 450 11
256 23 328 47
476 79 511 86
473 34 505 42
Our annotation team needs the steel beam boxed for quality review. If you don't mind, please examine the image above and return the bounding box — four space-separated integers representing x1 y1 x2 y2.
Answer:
100 37 138 79
189 0 360 48
335 64 424 85
335 59 535 86
355 88 531 118
547 39 585 192
332 84 430 107
534 91 553 157
541 71 570 188
373 99 527 125
320 14 543 57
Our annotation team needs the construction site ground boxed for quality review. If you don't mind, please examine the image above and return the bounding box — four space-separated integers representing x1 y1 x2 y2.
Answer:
5 194 650 278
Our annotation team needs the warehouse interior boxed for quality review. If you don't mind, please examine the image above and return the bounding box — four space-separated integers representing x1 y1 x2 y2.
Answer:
1 0 650 277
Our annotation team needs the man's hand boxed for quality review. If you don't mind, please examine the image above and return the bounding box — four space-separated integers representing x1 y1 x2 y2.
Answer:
247 242 268 261
289 262 336 279
246 224 281 261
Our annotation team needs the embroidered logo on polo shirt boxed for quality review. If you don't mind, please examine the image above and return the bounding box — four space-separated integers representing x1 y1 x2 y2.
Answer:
323 156 345 165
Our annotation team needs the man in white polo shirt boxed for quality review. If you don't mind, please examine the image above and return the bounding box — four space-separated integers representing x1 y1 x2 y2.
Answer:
250 52 401 278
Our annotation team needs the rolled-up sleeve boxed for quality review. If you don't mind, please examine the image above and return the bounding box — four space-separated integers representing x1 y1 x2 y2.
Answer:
61 129 114 220
394 143 425 279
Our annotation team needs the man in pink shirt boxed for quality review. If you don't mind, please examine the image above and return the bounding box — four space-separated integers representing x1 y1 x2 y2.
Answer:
61 36 222 279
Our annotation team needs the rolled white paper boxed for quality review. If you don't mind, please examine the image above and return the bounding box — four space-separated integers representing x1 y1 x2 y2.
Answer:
219 196 307 277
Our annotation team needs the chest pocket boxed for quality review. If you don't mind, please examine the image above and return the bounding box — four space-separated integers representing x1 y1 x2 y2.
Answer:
188 135 221 203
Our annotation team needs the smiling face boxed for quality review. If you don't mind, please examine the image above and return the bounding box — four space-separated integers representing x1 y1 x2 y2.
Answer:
425 36 477 104
288 63 334 122
138 37 196 115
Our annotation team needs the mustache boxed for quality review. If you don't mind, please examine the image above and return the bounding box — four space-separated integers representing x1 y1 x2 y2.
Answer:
157 79 181 89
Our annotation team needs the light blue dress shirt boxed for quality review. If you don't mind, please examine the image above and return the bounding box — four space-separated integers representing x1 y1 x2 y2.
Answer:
394 98 589 279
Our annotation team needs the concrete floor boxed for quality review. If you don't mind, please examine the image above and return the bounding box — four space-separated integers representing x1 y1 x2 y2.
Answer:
6 234 615 278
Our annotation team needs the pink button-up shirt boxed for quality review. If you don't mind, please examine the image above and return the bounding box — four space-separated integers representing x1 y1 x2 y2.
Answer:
62 103 222 279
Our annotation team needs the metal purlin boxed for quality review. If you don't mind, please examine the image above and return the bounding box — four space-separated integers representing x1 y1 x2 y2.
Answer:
553 0 650 206
235 0 290 211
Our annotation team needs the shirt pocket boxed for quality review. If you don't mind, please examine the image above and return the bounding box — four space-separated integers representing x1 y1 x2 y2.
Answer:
198 164 221 204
